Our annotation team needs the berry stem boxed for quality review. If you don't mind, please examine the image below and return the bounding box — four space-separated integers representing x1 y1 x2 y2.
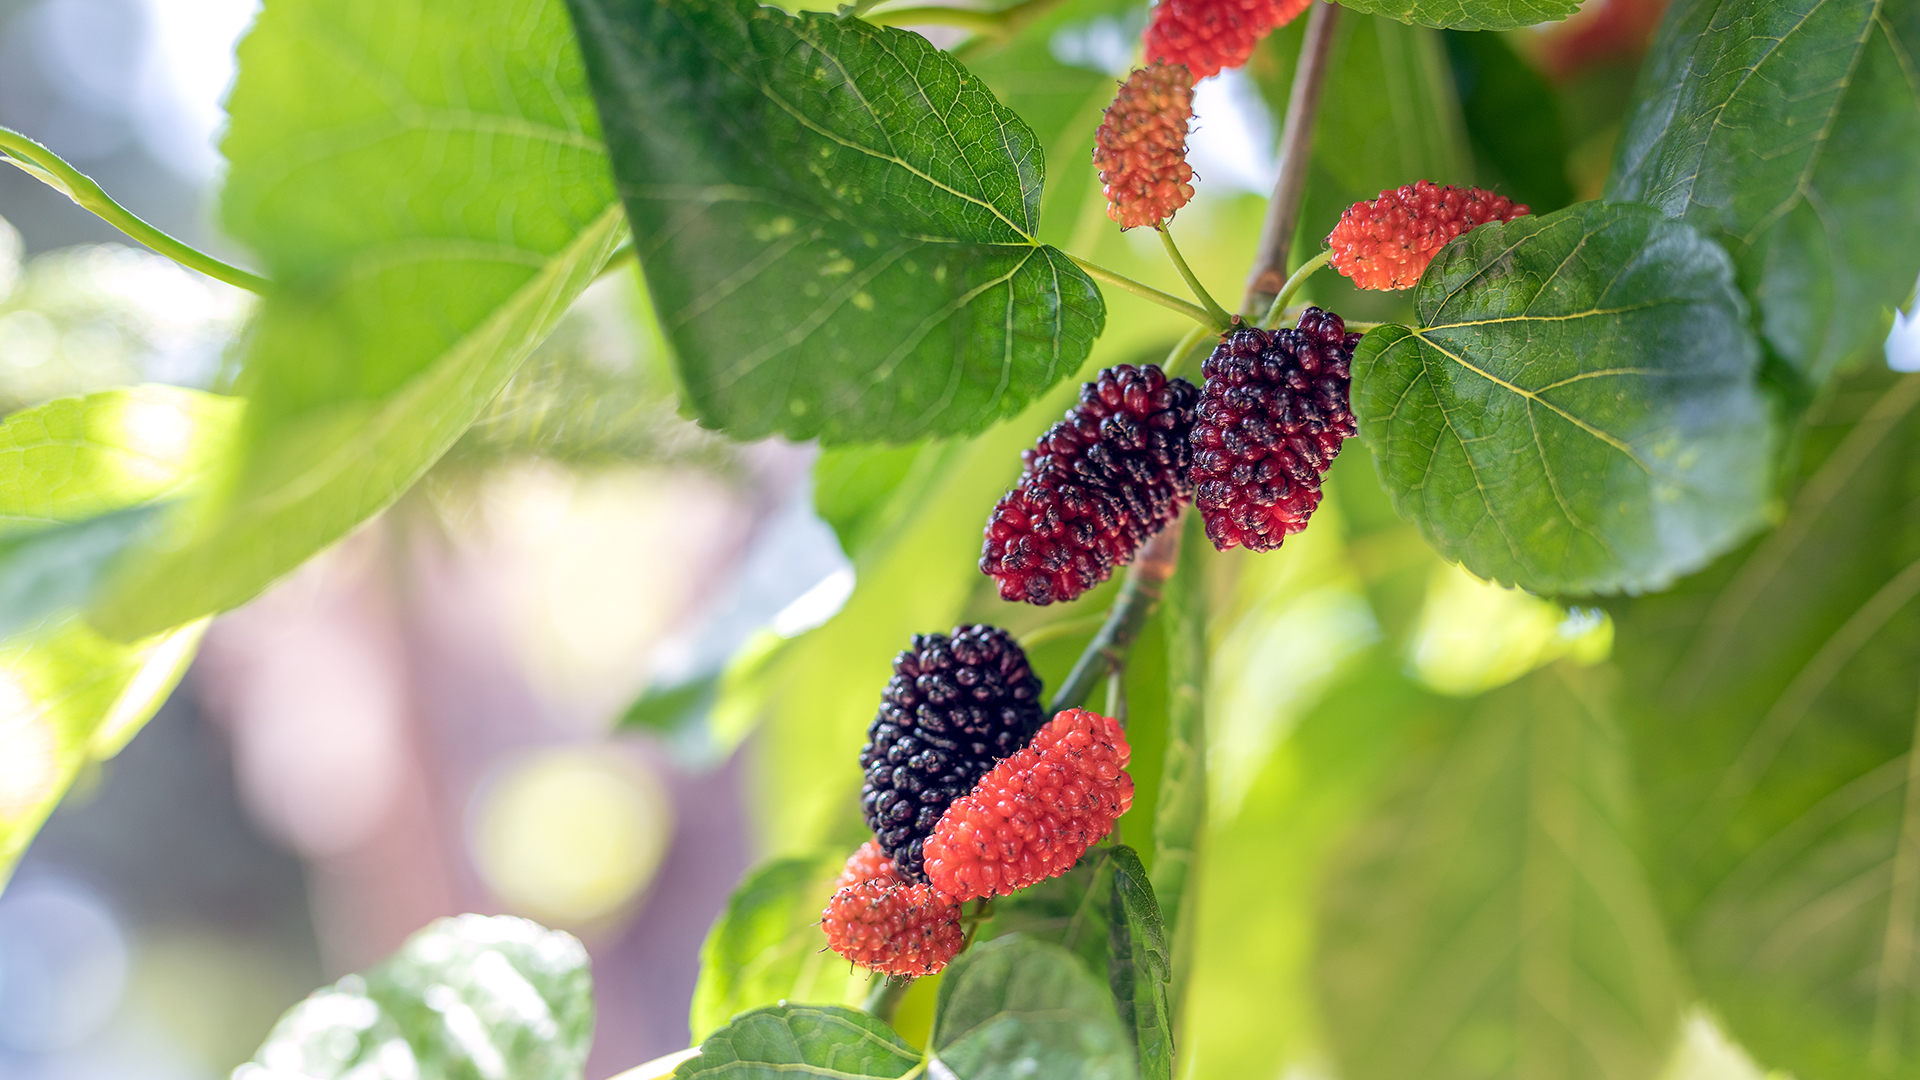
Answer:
1239 0 1340 316
1259 248 1333 329
863 974 915 1024
1164 322 1214 380
1157 225 1233 329
1048 515 1184 715
0 124 270 295
1068 254 1226 329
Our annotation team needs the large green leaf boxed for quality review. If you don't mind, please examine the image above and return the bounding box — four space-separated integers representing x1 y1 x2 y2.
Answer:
1614 370 1920 1078
932 935 1137 1080
241 914 593 1080
93 0 624 639
1317 664 1681 1080
675 1005 921 1080
1608 0 1920 388
688 855 869 1041
1108 847 1173 1080
564 0 1103 444
1353 200 1770 596
1150 512 1207 941
1324 0 1581 40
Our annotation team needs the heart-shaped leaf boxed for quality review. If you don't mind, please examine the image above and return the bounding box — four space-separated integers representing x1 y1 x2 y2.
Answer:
564 0 1103 444
687 855 868 1041
1353 200 1770 595
933 934 1137 1080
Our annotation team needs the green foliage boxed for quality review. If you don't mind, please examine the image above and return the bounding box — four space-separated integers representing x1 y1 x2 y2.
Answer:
1107 847 1173 1080
1614 370 1920 1079
1444 30 1575 212
688 855 869 1041
675 1005 922 1080
1150 513 1207 939
240 915 594 1080
1317 664 1681 1080
1609 0 1920 390
1354 201 1771 596
1331 0 1580 35
932 935 1137 1080
92 0 625 639
566 0 1103 444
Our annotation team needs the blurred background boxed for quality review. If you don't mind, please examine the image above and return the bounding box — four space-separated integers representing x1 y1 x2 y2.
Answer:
1 1 1917 1078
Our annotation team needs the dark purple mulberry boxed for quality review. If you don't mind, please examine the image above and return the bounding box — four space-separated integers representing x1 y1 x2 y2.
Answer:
860 625 1045 882
1190 308 1359 551
981 365 1199 605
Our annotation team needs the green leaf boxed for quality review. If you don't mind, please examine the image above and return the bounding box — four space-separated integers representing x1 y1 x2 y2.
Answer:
1613 370 1920 1078
932 935 1137 1080
0 616 203 890
1317 664 1681 1080
978 850 1116 978
1150 513 1207 941
241 914 593 1080
1327 0 1580 38
688 855 870 1042
813 442 968 563
1352 200 1771 596
1108 847 1173 1080
0 509 163 640
1444 30 1575 213
564 0 1103 444
0 386 240 535
675 1005 921 1080
91 0 624 639
1607 0 1920 387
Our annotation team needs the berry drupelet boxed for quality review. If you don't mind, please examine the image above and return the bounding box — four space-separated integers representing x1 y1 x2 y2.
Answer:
923 708 1135 902
1144 0 1313 80
821 843 963 976
1327 181 1530 291
1093 62 1196 230
860 626 1045 882
1190 308 1360 551
981 365 1198 605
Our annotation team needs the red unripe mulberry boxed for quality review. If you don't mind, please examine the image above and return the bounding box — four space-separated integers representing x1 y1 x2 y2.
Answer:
981 365 1198 606
1144 0 1313 80
1191 307 1359 551
923 708 1134 901
1327 180 1530 290
1093 63 1196 230
821 845 963 977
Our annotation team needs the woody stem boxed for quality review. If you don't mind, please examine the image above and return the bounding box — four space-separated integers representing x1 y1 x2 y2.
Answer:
1240 0 1341 317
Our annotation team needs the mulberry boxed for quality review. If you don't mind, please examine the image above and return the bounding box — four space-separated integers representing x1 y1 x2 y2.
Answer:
861 626 1046 882
1190 308 1359 551
1093 63 1196 230
821 851 963 977
923 708 1134 902
1144 0 1314 80
981 365 1198 605
1327 181 1530 291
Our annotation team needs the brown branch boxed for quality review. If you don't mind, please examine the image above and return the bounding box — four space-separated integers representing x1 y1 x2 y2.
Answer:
1240 1 1341 316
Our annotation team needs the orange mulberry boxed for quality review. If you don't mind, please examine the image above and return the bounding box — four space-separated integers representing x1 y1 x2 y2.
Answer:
1327 181 1530 291
922 708 1134 902
1145 0 1313 80
1093 63 1196 230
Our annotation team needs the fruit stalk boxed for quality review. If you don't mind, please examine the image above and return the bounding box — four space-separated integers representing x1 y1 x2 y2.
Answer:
1048 517 1184 715
1240 0 1340 314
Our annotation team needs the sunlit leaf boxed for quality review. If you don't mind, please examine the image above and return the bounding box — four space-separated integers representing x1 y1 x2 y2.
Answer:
1353 200 1770 595
93 0 625 638
1150 513 1206 941
1335 0 1580 30
1317 664 1681 1080
1108 846 1173 1080
933 934 1136 1080
1608 0 1920 388
688 855 870 1042
565 0 1103 443
675 1005 920 1080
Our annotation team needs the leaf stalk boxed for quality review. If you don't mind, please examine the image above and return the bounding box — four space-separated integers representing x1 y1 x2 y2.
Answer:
1067 254 1226 329
0 124 270 294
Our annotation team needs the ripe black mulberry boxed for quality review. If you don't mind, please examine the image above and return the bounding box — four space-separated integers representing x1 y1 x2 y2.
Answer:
1190 308 1359 551
981 365 1198 605
860 625 1045 882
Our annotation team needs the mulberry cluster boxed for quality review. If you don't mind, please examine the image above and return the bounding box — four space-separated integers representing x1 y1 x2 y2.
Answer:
1144 0 1314 80
923 708 1134 902
821 842 964 977
860 626 1045 882
1092 63 1196 230
981 365 1198 606
1191 308 1359 551
1328 181 1529 290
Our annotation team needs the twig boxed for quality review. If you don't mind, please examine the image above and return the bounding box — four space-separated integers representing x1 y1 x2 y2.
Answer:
1240 1 1341 316
0 124 270 294
1049 517 1184 715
